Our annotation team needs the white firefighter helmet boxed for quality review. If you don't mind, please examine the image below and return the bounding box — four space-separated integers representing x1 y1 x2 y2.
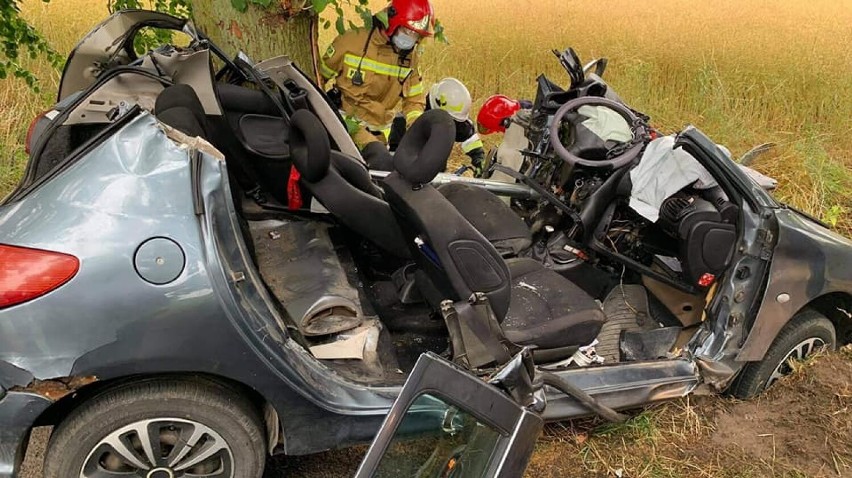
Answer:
429 77 472 122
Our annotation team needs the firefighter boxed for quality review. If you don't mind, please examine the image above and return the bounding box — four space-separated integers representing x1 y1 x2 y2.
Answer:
387 77 485 175
476 94 533 184
426 78 486 176
320 0 434 150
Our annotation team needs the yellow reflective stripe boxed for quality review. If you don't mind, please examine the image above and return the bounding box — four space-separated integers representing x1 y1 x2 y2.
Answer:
343 54 411 78
437 93 465 112
406 110 423 123
320 61 337 79
461 135 484 153
406 83 425 97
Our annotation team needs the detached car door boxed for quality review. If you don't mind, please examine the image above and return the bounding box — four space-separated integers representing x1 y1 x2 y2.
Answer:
355 352 544 478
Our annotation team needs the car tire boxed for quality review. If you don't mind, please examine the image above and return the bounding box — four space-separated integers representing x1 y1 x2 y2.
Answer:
44 376 266 478
729 308 836 399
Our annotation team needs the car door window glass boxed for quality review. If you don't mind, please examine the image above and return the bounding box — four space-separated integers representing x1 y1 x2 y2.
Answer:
372 393 503 478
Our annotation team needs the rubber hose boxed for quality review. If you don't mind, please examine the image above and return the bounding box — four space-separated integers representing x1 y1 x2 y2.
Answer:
539 371 629 423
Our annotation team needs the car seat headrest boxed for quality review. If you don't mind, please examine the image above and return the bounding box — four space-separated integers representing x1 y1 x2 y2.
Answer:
394 109 456 185
155 84 205 118
361 141 395 171
290 109 331 183
155 84 208 137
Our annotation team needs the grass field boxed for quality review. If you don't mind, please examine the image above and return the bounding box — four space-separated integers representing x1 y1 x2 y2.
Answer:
2 0 850 233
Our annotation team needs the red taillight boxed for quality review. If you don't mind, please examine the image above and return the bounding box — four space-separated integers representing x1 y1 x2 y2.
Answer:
0 244 79 309
24 111 48 155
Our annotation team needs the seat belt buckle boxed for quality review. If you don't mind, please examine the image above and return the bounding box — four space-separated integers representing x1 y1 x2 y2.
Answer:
245 185 267 205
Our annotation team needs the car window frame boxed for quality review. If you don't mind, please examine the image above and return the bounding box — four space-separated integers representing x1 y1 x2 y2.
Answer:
355 352 543 478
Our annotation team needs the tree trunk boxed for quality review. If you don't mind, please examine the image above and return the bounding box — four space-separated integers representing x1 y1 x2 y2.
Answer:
190 0 319 81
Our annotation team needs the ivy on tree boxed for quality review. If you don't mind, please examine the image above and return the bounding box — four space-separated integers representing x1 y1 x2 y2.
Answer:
0 0 63 90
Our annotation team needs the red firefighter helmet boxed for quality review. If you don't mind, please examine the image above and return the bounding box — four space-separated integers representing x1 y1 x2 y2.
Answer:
386 0 435 37
477 95 521 134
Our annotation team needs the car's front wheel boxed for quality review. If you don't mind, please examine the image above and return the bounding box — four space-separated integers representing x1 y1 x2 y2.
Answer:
44 377 266 478
729 308 836 398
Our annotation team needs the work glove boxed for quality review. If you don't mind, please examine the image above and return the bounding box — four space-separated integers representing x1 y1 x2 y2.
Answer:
387 114 407 152
326 86 343 110
468 148 486 178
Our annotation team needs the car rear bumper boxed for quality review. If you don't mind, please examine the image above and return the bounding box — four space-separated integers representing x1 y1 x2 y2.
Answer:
0 390 51 478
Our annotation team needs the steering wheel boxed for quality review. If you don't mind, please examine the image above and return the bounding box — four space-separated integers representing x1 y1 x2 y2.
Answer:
549 96 649 169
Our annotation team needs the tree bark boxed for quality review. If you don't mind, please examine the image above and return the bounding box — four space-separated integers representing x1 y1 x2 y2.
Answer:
190 0 319 81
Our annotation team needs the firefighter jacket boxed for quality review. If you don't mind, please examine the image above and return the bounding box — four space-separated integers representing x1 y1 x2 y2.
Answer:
320 27 426 137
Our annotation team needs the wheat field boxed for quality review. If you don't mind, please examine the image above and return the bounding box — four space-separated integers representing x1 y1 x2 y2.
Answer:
1 0 850 234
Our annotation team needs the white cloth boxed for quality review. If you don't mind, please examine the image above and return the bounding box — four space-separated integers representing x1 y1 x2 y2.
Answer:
629 136 717 222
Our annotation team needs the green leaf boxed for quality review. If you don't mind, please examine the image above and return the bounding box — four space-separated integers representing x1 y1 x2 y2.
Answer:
375 10 389 28
335 15 345 35
434 19 448 44
357 6 373 29
230 0 248 12
312 0 332 14
250 0 274 6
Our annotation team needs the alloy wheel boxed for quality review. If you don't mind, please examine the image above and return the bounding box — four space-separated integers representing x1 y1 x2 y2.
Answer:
80 418 234 478
766 337 827 388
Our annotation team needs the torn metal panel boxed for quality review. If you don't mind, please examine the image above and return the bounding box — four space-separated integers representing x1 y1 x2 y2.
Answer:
542 359 700 421
59 10 187 100
9 376 98 402
694 358 737 392
0 361 34 392
161 122 225 161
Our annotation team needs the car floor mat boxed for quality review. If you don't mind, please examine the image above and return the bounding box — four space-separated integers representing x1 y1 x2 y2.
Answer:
595 284 657 363
620 326 683 361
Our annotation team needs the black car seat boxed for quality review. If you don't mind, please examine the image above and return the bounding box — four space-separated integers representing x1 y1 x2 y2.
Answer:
289 109 410 258
382 110 606 353
154 84 210 139
288 110 532 258
209 82 298 206
356 123 533 256
437 182 532 256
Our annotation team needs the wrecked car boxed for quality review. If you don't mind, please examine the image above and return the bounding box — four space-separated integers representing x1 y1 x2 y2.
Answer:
1 10 851 478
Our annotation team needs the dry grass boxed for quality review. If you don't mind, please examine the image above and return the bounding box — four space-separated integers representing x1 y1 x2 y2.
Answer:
0 0 107 194
2 0 850 233
527 348 852 478
415 0 852 234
